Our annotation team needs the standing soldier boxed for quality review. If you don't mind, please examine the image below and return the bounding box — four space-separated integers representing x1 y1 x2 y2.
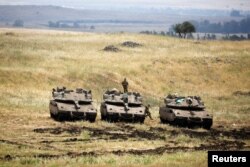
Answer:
122 93 129 111
121 78 129 93
145 105 153 120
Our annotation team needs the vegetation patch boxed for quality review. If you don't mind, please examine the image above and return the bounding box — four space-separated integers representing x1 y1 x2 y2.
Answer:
103 45 120 52
233 91 250 96
121 41 143 48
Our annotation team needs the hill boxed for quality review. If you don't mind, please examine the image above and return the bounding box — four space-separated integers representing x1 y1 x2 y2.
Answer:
0 5 242 32
0 28 249 167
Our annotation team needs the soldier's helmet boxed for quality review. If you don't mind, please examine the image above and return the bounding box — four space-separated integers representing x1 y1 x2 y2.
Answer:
110 88 119 93
186 97 193 105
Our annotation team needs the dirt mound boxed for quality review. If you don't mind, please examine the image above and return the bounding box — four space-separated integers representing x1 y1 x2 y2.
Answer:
121 41 142 48
3 155 13 161
4 32 15 36
233 91 250 96
103 45 120 52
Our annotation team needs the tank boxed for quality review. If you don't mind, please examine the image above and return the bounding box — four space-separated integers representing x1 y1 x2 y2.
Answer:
100 89 146 123
159 94 213 129
49 87 97 122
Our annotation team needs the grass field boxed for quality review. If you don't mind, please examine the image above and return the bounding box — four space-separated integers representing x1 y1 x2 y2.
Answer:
0 28 249 167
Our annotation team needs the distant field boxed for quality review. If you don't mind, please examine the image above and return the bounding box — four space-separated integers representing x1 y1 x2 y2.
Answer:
0 28 249 167
0 5 242 32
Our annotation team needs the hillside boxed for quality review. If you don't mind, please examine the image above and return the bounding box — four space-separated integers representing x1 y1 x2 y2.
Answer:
0 5 149 22
0 28 249 167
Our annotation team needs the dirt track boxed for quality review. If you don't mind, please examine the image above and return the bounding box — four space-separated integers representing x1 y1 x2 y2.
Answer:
33 124 250 141
1 123 249 161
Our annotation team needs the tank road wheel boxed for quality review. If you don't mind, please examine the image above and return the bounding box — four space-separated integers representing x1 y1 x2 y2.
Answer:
203 119 212 130
179 119 188 127
101 114 107 121
160 117 171 124
86 113 96 123
107 115 117 123
107 115 112 122
88 117 96 123
56 114 63 122
52 114 60 121
50 112 60 121
203 123 212 130
170 118 178 126
50 112 55 119
112 115 118 123
160 117 167 124
139 117 145 124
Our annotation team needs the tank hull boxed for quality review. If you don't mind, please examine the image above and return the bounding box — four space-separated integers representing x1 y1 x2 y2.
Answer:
159 106 213 129
49 100 97 122
100 103 145 123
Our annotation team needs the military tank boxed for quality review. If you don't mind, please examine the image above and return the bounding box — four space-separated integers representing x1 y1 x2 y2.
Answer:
49 87 97 122
159 94 213 129
100 88 146 123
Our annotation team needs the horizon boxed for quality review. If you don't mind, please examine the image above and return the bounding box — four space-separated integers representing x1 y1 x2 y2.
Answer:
0 1 249 33
0 0 250 11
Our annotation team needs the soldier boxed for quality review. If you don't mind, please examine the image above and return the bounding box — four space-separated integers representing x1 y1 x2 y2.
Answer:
122 93 129 111
186 97 193 106
121 78 129 93
145 105 153 120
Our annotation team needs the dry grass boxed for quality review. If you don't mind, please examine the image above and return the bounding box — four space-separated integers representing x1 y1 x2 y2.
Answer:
0 151 208 167
0 28 249 166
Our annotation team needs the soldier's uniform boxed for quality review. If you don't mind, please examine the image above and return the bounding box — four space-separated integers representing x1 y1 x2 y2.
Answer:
145 105 153 120
121 78 129 93
186 97 193 106
122 93 129 111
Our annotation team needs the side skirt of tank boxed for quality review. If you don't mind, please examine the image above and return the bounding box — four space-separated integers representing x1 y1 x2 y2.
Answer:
202 119 213 130
162 117 213 130
51 111 97 122
172 117 188 127
102 113 145 123
119 114 145 123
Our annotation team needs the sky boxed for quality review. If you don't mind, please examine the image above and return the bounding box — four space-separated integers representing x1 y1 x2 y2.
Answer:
0 0 249 10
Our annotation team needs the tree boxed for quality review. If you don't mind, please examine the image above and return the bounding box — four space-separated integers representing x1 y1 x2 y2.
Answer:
181 21 196 38
160 31 166 36
230 10 241 17
48 21 59 28
173 23 182 38
173 21 196 38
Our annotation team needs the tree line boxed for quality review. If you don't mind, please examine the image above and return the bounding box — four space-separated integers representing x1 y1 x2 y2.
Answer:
192 17 250 33
48 21 95 29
